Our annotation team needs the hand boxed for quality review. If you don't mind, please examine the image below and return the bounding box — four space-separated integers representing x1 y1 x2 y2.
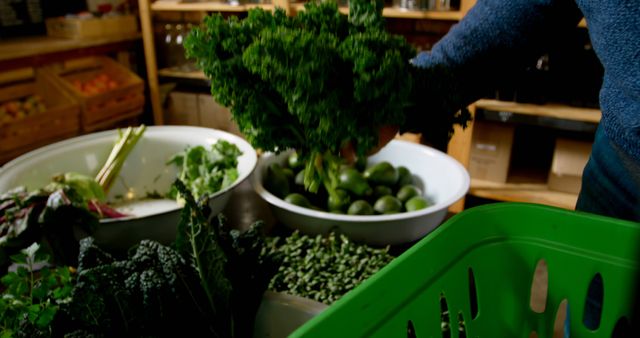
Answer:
340 125 399 164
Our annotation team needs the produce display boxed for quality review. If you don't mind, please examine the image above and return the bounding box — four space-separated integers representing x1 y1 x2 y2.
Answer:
69 73 118 96
0 95 46 124
0 0 463 334
265 151 432 214
0 182 394 336
185 0 470 206
263 231 394 304
0 182 280 337
0 126 244 268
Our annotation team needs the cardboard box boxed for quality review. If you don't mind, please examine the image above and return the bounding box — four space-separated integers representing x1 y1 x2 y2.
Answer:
468 121 515 183
197 94 230 129
164 91 244 135
197 94 242 136
166 92 200 126
548 138 592 194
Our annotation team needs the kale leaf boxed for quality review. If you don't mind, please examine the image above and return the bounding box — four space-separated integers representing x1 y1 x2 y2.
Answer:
174 180 232 337
174 179 281 338
56 237 216 336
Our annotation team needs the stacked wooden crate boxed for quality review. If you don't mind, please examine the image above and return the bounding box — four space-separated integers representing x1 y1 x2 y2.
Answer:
0 68 80 164
44 56 145 132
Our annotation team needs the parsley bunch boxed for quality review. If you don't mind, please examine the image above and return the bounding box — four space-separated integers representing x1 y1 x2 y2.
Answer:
185 0 464 195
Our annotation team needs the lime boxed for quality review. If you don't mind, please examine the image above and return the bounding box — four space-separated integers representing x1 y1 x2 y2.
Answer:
396 166 413 187
328 189 351 213
338 167 372 196
373 195 403 214
264 162 290 199
284 193 312 209
364 161 399 186
405 196 430 211
396 184 422 203
372 185 393 199
347 200 374 215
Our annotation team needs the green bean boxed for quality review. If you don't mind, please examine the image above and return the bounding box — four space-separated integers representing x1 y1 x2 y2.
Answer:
262 231 394 305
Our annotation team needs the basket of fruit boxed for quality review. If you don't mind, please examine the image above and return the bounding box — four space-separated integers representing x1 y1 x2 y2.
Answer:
44 56 145 132
0 68 80 164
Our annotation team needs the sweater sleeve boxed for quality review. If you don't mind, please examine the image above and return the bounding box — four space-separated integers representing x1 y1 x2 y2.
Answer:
404 0 583 149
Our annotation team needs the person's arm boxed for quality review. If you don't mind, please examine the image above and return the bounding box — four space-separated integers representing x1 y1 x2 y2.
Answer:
403 0 583 149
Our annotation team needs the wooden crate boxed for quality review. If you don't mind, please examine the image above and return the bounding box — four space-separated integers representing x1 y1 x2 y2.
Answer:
45 15 138 39
0 68 80 164
45 56 145 132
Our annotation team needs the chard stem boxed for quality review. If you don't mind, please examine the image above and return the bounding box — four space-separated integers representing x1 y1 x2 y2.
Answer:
95 125 146 195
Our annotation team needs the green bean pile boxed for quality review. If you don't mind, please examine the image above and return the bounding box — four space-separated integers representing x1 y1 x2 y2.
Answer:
263 231 394 305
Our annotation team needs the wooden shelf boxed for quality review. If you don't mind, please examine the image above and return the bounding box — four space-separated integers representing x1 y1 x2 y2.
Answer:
382 8 464 20
0 33 142 63
290 3 346 14
151 0 273 12
469 179 578 210
290 4 463 20
475 99 601 123
158 67 207 80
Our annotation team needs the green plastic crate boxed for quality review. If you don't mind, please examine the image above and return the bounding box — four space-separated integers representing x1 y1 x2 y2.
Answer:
291 203 640 337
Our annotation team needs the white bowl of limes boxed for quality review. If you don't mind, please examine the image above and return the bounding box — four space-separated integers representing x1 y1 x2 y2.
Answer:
251 140 470 246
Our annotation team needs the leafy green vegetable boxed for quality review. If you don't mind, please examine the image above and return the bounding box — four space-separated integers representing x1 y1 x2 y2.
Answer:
0 125 147 269
0 242 74 337
0 193 279 337
168 140 242 201
185 0 418 196
0 186 97 269
56 237 216 337
174 180 281 338
174 180 232 336
0 188 48 266
48 172 106 203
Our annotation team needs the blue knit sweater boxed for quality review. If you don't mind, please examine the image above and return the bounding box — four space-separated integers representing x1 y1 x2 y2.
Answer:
411 0 640 162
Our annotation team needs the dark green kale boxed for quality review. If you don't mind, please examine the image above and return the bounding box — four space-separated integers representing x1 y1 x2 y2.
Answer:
174 180 233 337
4 181 280 337
56 237 216 336
174 180 281 338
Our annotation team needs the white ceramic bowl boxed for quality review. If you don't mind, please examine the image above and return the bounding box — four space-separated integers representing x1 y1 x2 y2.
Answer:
0 126 257 251
251 140 470 246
